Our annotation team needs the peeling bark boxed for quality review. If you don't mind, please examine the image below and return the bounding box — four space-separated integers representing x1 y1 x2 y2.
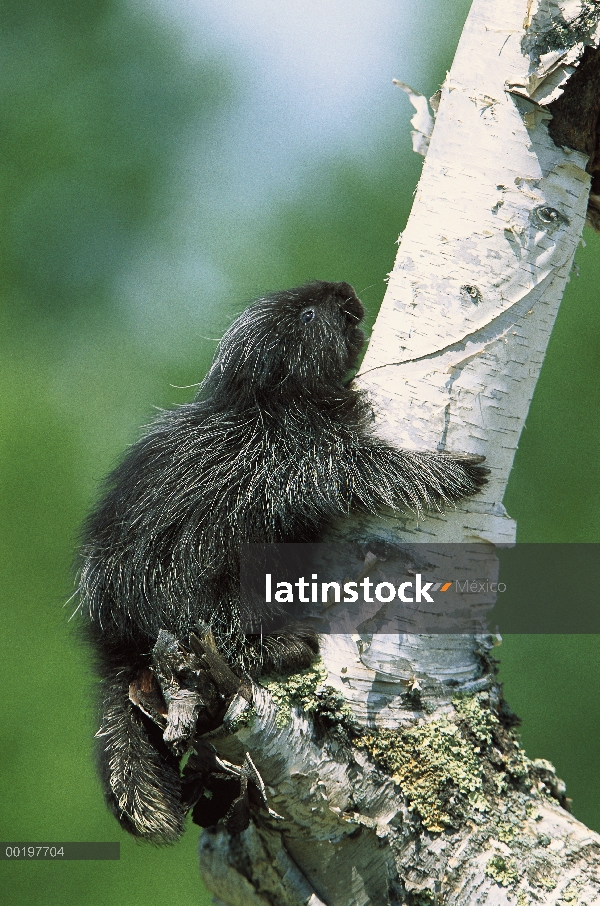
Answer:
194 2 600 903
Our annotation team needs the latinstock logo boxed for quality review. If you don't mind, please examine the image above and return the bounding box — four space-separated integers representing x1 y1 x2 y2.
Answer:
265 573 464 605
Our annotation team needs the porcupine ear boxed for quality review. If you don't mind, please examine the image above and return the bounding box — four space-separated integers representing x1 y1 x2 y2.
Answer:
199 287 310 408
198 300 289 403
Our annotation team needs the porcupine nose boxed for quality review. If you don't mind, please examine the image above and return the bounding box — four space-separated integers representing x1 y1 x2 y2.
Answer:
334 281 364 322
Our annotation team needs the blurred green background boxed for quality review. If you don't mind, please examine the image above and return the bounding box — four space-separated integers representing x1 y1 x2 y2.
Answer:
1 2 598 904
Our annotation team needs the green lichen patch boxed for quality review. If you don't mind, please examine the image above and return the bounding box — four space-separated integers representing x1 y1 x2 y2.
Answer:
495 820 519 844
261 662 360 734
355 715 489 833
522 1 600 60
308 685 359 737
354 692 568 834
560 881 581 903
261 662 328 727
485 855 519 887
456 694 567 803
525 854 560 892
453 692 499 745
480 808 571 898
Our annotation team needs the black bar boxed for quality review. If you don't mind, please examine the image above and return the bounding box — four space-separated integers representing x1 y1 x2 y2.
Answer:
239 543 600 633
0 843 120 860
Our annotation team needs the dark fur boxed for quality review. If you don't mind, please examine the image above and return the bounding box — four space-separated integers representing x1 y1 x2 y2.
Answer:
78 280 487 841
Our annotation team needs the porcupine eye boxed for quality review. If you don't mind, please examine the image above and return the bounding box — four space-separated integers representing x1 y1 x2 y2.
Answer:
300 308 315 324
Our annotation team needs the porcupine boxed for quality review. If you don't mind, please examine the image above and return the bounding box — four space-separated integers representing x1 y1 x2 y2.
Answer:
77 280 488 842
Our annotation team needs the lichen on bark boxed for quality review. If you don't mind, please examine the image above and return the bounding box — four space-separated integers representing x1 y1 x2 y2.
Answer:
353 692 567 835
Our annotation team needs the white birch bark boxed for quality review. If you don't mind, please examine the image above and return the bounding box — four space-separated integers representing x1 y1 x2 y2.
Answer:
198 2 600 903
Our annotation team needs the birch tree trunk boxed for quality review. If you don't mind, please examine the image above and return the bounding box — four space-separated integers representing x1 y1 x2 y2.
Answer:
197 2 600 903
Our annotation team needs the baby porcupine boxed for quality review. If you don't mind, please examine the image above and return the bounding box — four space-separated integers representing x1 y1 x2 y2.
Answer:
78 280 487 843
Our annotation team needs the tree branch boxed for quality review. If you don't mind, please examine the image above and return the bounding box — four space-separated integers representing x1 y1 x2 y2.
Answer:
197 2 600 903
